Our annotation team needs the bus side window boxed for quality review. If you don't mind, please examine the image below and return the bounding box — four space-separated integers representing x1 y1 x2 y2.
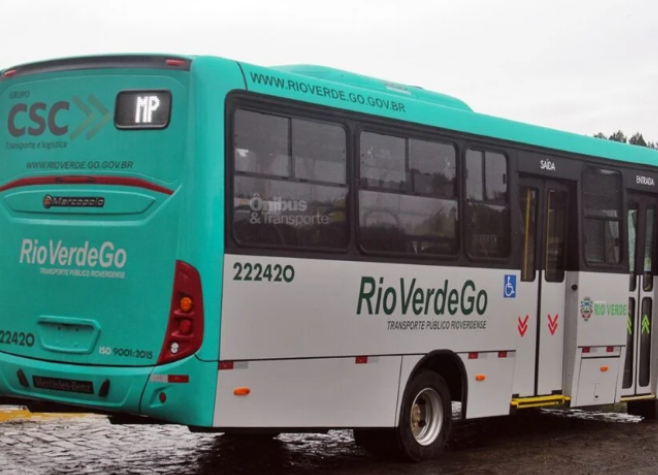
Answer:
231 109 349 250
582 166 622 265
545 189 568 282
358 132 458 256
465 149 510 259
234 109 290 177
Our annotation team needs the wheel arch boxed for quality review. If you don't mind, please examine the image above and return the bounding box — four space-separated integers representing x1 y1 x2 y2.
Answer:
397 350 468 424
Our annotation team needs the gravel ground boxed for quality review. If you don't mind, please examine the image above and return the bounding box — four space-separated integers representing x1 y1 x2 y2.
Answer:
0 405 656 475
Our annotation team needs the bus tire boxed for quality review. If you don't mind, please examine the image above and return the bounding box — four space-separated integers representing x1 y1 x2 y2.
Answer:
396 369 452 462
627 400 658 419
354 369 452 462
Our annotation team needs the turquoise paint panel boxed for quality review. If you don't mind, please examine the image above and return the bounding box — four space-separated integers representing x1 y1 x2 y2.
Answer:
36 315 101 354
141 355 217 426
179 56 245 363
0 69 189 186
0 351 150 411
240 62 658 167
0 68 190 368
4 189 155 215
0 56 241 424
0 350 216 425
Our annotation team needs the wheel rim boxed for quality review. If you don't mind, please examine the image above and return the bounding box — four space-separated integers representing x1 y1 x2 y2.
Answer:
410 387 443 446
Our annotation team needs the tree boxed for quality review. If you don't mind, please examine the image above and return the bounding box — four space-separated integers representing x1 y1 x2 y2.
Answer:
608 130 627 143
629 133 648 146
593 131 657 149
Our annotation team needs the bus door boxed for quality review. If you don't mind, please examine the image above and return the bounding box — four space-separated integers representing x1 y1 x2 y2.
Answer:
623 192 658 397
517 177 573 396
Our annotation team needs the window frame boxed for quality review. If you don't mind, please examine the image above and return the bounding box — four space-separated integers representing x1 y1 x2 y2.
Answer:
581 165 624 268
225 91 642 277
463 144 512 262
519 185 539 282
229 105 351 254
355 125 461 260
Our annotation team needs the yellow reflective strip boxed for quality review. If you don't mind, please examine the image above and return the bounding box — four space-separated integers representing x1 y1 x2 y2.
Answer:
511 395 571 408
620 394 656 402
0 408 99 423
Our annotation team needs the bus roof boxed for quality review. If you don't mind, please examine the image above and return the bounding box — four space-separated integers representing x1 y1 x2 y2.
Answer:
234 58 658 169
4 53 656 168
272 64 474 112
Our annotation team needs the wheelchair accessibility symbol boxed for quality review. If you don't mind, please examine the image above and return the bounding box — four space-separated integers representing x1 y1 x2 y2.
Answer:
504 275 517 298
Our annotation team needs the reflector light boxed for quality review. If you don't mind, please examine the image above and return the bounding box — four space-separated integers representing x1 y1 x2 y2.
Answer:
234 387 251 396
582 347 591 353
498 351 508 358
355 356 368 364
168 375 189 383
150 374 190 383
475 374 486 381
468 352 478 359
606 346 614 353
219 361 234 370
159 392 166 403
601 365 609 372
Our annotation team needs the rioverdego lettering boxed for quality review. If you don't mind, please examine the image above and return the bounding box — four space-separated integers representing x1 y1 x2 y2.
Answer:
356 277 488 316
19 239 127 269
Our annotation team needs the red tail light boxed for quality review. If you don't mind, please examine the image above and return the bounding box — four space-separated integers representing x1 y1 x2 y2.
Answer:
166 59 187 67
157 261 204 365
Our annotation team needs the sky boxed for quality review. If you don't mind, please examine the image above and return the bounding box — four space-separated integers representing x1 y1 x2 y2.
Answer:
3 0 657 142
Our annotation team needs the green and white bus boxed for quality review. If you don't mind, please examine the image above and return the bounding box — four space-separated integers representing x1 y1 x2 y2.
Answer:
0 54 657 462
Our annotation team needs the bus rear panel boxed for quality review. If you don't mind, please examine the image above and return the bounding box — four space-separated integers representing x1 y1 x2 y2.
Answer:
0 56 216 425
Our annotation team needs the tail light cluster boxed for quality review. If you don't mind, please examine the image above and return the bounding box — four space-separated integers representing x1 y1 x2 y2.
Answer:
157 261 204 365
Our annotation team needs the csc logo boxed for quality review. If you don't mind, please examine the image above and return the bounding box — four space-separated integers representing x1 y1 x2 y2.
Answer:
8 101 69 137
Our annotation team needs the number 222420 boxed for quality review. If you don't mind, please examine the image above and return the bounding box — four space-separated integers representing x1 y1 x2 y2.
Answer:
233 262 295 283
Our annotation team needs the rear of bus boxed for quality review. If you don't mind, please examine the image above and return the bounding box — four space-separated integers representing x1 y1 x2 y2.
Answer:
0 55 216 426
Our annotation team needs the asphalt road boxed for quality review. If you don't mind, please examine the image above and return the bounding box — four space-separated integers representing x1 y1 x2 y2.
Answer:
0 405 656 475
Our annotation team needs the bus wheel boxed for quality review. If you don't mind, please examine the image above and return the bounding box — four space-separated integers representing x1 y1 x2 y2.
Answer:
627 400 658 419
398 370 452 461
355 370 452 462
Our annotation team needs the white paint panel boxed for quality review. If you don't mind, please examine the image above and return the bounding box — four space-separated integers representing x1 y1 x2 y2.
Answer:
562 272 580 397
513 274 539 397
213 356 402 428
221 255 526 361
395 354 424 424
564 272 627 402
574 357 620 407
460 353 516 419
574 273 627 347
537 270 566 394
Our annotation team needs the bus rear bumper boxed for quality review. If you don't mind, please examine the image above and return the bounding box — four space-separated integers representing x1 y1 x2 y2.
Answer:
0 352 216 427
